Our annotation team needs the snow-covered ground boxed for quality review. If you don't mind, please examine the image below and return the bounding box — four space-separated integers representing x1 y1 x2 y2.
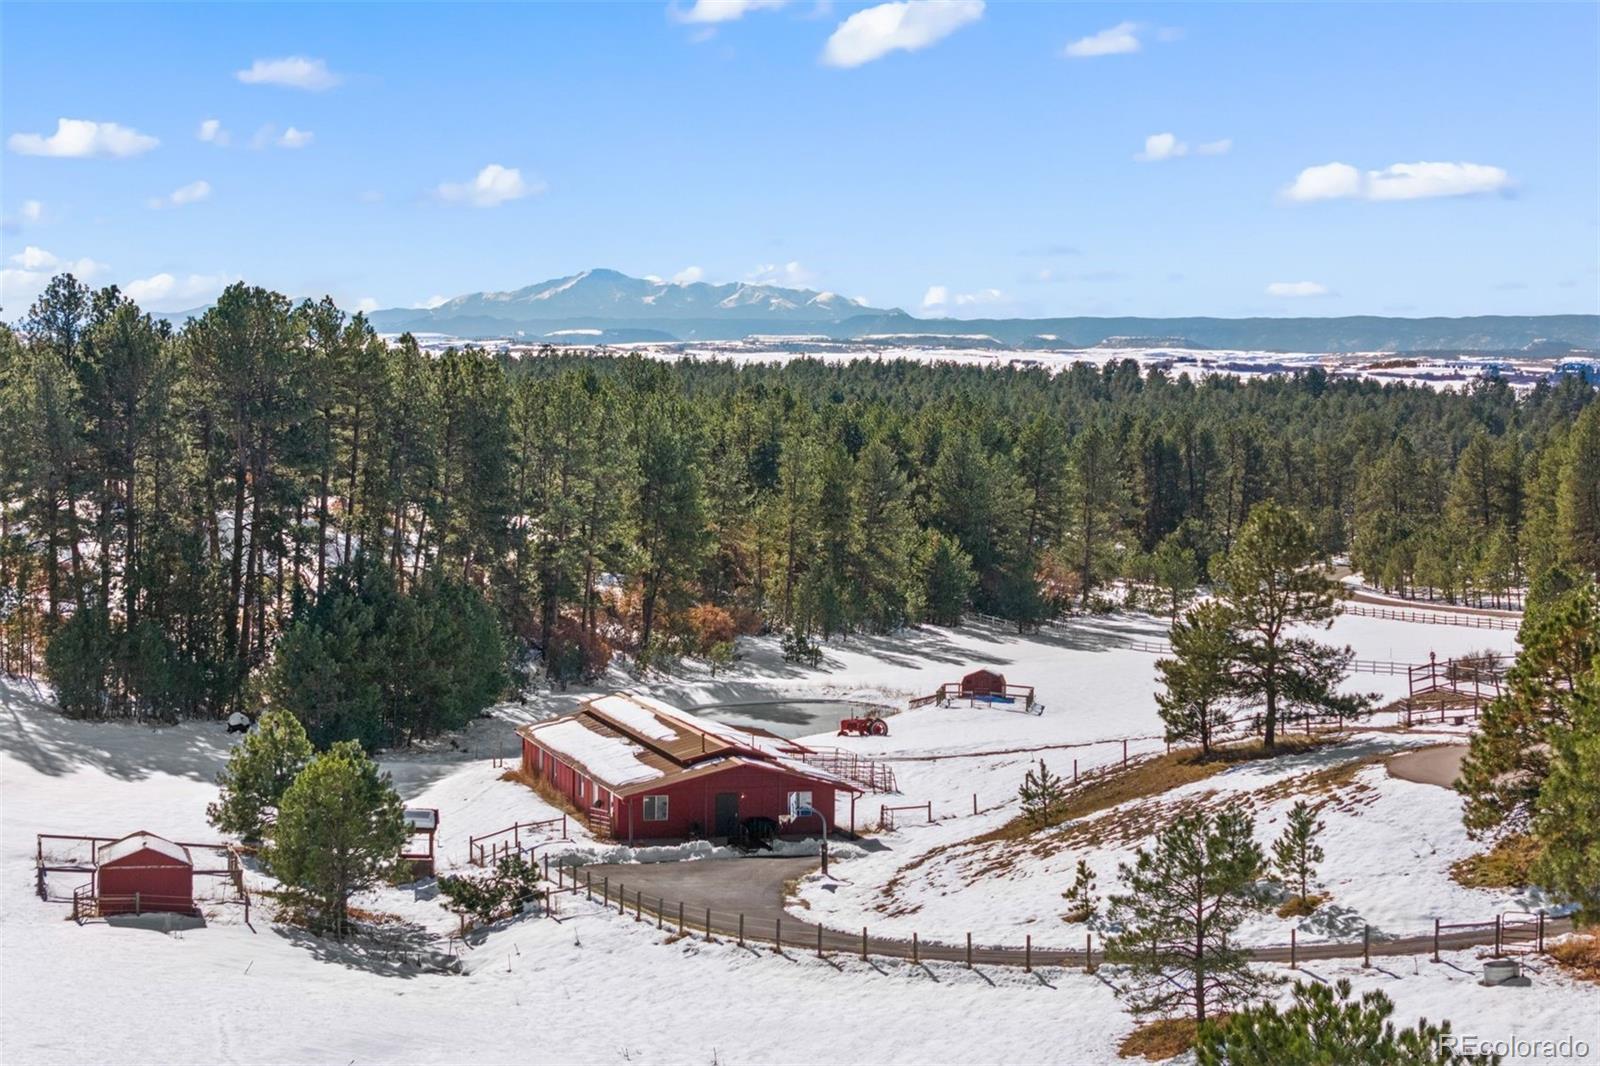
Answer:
6 609 1595 1065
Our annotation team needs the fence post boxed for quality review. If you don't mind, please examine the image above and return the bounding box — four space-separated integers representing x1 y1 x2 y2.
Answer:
1086 933 1094 974
135 892 141 916
603 876 609 908
635 890 642 921
776 917 782 955
706 907 712 940
618 883 625 915
925 802 932 824
1494 914 1502 958
1362 924 1370 968
913 932 919 965
966 932 973 969
817 923 824 958
1538 912 1545 954
972 794 977 816
862 926 868 962
1290 928 1296 969
657 897 664 930
1432 918 1440 963
543 855 549 882
1122 739 1128 769
586 870 592 902
739 913 744 947
1073 759 1078 785
678 901 685 934
1025 934 1031 973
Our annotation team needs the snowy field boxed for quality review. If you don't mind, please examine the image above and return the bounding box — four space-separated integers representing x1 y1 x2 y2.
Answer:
4 609 1596 1065
422 334 1573 395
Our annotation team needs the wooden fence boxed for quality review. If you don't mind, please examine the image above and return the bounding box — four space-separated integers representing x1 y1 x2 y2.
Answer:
467 816 570 867
1343 604 1521 631
534 858 1565 972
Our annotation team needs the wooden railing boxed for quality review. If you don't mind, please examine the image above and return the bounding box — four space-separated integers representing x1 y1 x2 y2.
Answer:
467 815 570 867
795 748 898 793
1344 604 1521 631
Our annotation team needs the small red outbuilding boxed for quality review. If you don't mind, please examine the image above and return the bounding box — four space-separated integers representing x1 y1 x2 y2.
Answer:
960 669 1007 697
94 832 195 916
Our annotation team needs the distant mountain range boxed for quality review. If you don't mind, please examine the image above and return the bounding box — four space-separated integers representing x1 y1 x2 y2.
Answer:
153 268 1599 354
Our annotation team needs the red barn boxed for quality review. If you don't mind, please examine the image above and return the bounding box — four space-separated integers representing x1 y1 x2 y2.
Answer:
518 693 860 842
960 669 1007 697
94 832 194 916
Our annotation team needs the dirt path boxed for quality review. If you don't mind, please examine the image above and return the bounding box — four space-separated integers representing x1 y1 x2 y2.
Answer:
553 853 1561 968
1387 744 1469 789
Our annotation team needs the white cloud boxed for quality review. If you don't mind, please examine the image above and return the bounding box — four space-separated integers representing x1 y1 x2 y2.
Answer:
236 56 341 91
1365 162 1512 201
123 272 235 309
436 164 539 207
747 261 815 286
1136 133 1231 162
1283 160 1512 202
1266 281 1330 298
821 0 984 68
1 249 106 310
277 126 315 149
1064 20 1141 58
672 266 705 284
21 200 45 222
148 180 212 210
922 284 1004 310
355 297 379 313
8 118 158 158
1136 132 1186 161
673 0 787 24
197 118 230 146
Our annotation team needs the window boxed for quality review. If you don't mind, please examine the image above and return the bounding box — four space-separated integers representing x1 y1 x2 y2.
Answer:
643 795 669 822
787 791 814 816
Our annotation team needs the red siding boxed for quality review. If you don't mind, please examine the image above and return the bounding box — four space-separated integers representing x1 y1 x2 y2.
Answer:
96 847 194 915
521 737 842 842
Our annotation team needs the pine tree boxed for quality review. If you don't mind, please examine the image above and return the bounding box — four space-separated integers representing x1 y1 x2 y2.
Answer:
1458 581 1599 835
1214 502 1370 748
1062 858 1098 923
1156 601 1238 754
1556 404 1600 577
1063 424 1127 607
264 740 408 938
1531 656 1600 923
206 707 314 842
1271 800 1326 903
1104 810 1271 1024
921 530 975 626
1018 759 1068 828
1197 979 1499 1065
1149 532 1200 622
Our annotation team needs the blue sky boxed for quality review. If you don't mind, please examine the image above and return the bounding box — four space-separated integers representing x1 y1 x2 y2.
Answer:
2 1 1596 318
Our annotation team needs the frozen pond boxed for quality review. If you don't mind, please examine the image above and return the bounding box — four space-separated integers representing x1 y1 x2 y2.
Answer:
689 700 878 740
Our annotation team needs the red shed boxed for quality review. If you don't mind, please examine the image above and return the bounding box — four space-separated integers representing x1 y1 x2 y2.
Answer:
94 832 194 915
960 669 1007 697
518 693 861 842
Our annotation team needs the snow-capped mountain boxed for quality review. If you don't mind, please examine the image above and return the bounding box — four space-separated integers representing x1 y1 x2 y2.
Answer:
369 268 896 336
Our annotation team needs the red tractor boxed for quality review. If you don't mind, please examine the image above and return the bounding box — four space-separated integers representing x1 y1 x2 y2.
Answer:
838 709 889 737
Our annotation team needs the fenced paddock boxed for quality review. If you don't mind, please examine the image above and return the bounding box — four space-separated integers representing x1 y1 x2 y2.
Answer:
35 832 252 925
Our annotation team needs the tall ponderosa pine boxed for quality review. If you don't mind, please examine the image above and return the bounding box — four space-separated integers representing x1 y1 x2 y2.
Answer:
1214 503 1368 748
1104 810 1271 1024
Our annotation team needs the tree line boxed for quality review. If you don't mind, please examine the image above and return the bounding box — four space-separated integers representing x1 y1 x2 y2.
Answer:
2 275 1597 735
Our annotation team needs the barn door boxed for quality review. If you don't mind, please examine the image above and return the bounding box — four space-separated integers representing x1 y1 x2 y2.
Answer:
714 793 739 837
